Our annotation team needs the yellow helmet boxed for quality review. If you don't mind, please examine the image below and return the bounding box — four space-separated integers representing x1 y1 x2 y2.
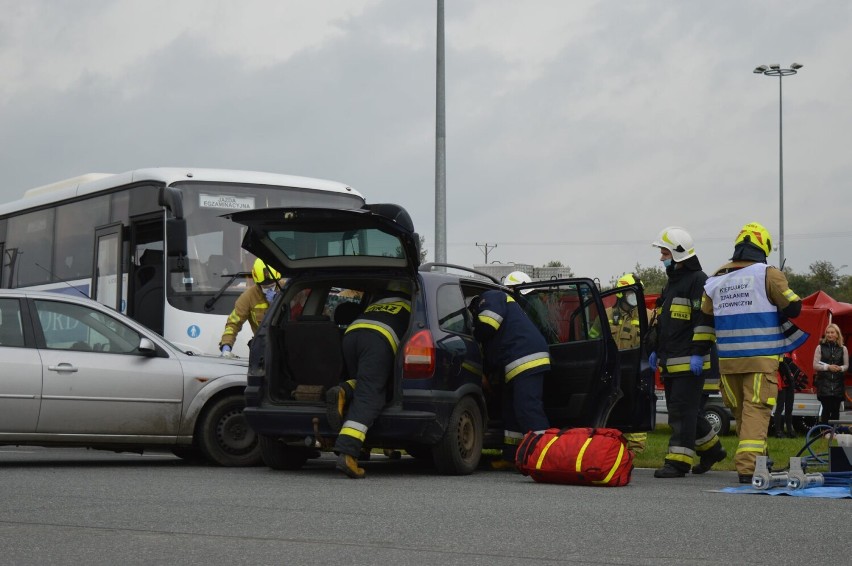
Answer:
252 258 281 285
615 273 641 298
735 222 772 257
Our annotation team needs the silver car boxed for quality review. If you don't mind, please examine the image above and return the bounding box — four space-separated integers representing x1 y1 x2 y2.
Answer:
0 289 259 466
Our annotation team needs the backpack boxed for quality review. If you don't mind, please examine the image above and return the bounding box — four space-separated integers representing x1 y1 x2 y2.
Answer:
779 356 808 392
514 427 634 487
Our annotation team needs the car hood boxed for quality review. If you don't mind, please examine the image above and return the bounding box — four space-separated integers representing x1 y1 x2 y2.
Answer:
227 204 420 277
175 353 249 375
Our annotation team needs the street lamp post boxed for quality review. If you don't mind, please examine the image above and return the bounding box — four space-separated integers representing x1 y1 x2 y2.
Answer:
753 62 803 270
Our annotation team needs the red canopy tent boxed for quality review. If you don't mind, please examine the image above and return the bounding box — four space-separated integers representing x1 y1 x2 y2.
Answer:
792 291 852 392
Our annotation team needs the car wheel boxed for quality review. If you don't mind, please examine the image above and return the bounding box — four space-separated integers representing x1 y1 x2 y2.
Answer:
197 394 262 467
432 396 483 475
701 406 730 436
259 435 310 470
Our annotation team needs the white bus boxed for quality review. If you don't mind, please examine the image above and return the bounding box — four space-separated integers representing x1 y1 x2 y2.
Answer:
0 168 366 356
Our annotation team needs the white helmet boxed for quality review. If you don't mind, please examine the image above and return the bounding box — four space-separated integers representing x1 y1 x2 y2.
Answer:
505 271 533 295
505 271 532 286
651 226 696 263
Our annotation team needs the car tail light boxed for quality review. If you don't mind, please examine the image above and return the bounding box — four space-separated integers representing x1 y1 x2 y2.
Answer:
403 329 435 379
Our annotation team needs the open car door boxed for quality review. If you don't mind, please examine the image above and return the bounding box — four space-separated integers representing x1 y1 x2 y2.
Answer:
513 278 654 433
596 284 656 433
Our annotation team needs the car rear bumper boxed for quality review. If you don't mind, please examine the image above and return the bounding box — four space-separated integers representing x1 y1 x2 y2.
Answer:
244 404 449 445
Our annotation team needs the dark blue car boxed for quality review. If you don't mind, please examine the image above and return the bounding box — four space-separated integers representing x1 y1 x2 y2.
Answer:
228 204 655 474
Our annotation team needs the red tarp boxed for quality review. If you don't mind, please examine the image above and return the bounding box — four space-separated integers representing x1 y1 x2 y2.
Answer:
790 291 852 388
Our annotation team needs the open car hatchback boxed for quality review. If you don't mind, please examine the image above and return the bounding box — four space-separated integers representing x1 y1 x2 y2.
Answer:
228 204 655 474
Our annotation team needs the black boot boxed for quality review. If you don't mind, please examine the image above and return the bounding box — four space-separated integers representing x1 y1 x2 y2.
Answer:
692 446 727 474
654 463 686 478
785 418 795 438
772 413 782 438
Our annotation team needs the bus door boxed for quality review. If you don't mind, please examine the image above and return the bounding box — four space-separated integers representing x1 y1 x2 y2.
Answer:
92 223 123 312
129 216 165 335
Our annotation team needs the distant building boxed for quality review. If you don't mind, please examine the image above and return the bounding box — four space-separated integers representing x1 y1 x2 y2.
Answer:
472 263 574 284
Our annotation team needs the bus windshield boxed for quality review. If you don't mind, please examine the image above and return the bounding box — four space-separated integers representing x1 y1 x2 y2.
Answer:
171 181 364 295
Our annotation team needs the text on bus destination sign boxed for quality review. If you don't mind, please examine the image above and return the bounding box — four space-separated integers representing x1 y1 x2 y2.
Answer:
199 194 256 210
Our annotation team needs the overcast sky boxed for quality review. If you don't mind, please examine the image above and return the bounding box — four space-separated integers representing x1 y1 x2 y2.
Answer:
1 0 850 285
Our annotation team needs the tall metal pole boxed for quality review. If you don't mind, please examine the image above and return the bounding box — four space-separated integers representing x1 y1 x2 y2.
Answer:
754 63 801 270
778 74 784 270
434 0 447 264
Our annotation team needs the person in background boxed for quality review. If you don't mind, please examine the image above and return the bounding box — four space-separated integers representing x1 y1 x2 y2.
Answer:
774 352 802 438
469 289 551 469
504 270 559 344
649 226 726 478
697 222 807 484
218 258 282 358
329 281 412 479
605 273 653 454
813 323 849 425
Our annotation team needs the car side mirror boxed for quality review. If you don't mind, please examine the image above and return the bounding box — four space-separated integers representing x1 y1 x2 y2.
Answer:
138 337 157 355
166 218 187 257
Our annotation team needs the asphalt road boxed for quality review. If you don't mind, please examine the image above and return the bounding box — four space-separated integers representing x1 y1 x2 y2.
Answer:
0 446 848 566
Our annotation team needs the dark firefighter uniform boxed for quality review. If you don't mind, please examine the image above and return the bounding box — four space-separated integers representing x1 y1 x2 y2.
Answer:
218 285 269 350
471 290 550 460
333 295 411 477
655 264 725 475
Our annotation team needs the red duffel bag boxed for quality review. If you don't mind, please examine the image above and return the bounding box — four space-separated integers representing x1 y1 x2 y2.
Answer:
514 427 634 486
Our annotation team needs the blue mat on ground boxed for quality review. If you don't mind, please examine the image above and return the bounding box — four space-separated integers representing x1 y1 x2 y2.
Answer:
713 486 851 498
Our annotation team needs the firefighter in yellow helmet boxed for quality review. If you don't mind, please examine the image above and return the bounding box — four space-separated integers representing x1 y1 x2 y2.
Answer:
218 258 282 357
607 273 653 454
695 222 807 484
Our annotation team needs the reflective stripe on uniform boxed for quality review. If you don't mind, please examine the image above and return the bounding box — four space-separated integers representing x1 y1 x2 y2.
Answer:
665 445 696 465
504 430 524 446
505 352 550 381
665 355 710 374
756 367 777 406
720 375 737 408
670 297 692 321
695 430 719 449
250 303 267 327
339 420 369 442
693 324 716 342
478 309 503 331
736 439 766 454
346 321 403 354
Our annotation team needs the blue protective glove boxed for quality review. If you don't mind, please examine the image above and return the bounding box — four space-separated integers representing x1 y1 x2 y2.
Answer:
689 354 703 376
220 344 235 358
264 288 277 303
649 352 658 370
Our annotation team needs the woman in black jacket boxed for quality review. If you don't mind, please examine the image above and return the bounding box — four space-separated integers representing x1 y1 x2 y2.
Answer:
812 323 849 425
